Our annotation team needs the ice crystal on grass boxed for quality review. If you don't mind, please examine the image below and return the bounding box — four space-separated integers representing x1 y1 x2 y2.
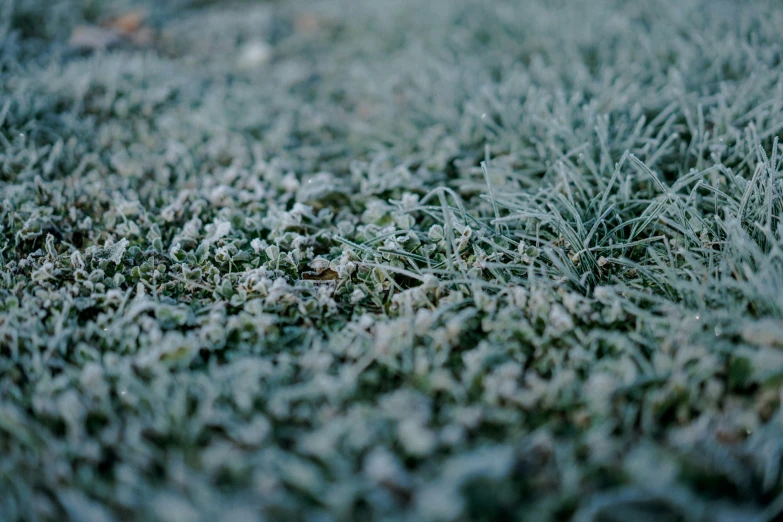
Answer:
2 0 783 520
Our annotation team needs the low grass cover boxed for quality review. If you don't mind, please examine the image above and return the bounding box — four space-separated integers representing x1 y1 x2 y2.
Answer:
2 0 783 520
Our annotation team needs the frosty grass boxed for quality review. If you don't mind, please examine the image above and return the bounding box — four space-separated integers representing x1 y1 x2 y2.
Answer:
2 0 783 520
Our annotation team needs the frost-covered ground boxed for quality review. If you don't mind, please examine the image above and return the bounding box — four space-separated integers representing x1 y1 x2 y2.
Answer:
2 0 783 520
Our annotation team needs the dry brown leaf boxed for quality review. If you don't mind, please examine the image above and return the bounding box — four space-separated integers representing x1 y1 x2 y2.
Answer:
103 10 147 33
69 10 153 52
302 269 338 281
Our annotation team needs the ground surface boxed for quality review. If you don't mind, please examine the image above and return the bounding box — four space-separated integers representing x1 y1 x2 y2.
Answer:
2 0 783 520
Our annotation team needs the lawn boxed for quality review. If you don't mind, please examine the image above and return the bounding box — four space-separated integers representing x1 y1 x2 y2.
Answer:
2 0 783 520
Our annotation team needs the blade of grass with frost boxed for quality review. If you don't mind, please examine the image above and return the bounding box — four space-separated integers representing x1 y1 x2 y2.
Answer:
481 162 501 234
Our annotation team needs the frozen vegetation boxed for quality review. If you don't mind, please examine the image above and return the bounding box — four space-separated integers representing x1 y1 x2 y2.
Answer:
2 0 783 520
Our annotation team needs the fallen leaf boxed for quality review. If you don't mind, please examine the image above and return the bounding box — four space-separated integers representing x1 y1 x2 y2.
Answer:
69 10 153 53
302 269 338 281
103 10 146 33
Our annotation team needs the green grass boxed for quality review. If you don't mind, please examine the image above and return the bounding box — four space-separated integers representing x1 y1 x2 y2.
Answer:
2 0 783 520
